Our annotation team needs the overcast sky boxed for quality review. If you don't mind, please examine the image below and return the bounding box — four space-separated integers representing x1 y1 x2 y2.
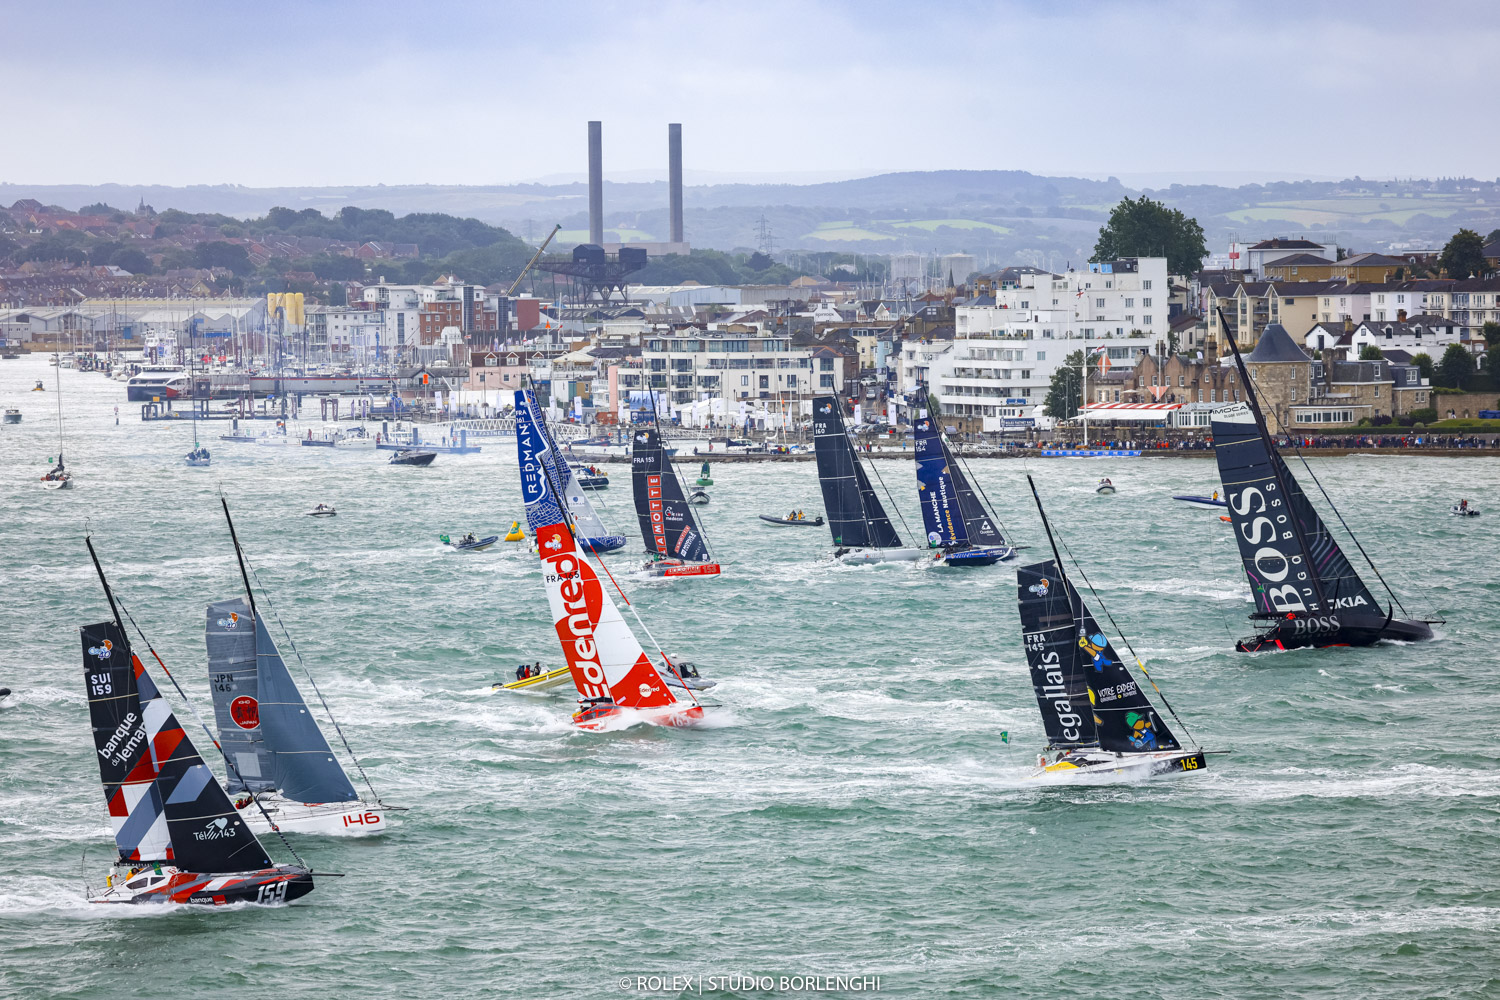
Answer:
5 0 1496 188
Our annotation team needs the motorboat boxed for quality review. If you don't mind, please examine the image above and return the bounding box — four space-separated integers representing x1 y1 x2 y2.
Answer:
389 449 436 466
569 463 609 489
32 380 44 391
3 408 20 424
307 504 337 517
1095 479 1117 495
442 532 499 551
759 513 824 527
126 364 189 401
1451 503 1481 517
184 446 211 467
687 489 710 505
1172 494 1226 508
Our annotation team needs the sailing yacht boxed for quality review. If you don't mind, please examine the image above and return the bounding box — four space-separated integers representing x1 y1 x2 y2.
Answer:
81 542 315 905
206 500 398 835
1210 320 1437 651
40 352 72 489
516 389 626 553
1018 477 1207 781
630 425 721 577
913 413 1015 566
812 396 923 563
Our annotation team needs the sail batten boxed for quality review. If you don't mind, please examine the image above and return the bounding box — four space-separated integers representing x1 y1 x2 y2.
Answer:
812 395 903 549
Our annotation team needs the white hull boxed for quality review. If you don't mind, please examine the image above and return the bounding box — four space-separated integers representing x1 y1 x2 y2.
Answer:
41 477 72 490
836 547 926 564
238 795 392 836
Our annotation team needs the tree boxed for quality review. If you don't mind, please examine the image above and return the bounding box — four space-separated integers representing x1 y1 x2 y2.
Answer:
1044 350 1087 420
746 251 774 272
1438 228 1491 279
1359 344 1385 361
1091 196 1206 275
1411 352 1435 384
306 253 364 281
1487 228 1500 245
192 241 251 274
108 247 152 275
1436 343 1475 389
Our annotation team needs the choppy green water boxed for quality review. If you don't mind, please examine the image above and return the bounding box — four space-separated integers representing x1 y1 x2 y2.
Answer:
2 357 1498 1000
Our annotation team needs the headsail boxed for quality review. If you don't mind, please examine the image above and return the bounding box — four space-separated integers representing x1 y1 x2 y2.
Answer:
914 415 967 547
811 395 902 549
943 438 1006 546
1015 562 1096 748
84 621 274 872
1212 402 1381 617
533 520 682 709
205 598 275 795
252 614 358 804
631 427 711 561
516 389 570 533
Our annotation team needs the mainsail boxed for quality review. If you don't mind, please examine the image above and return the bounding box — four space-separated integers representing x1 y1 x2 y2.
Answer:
1016 562 1097 748
533 519 683 709
811 395 902 549
205 598 275 795
944 438 1006 546
914 415 968 547
84 621 274 872
631 427 711 561
1212 402 1381 617
514 388 619 549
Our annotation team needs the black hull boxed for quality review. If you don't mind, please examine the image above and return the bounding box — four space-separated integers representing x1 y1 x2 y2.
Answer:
1237 615 1435 652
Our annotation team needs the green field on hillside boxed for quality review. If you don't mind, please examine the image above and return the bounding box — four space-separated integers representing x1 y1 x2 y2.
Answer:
888 218 1011 234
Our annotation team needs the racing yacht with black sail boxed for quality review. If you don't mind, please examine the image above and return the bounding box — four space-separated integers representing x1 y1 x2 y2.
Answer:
81 538 316 904
1210 317 1437 652
1017 476 1207 780
630 413 722 577
913 410 1014 566
812 395 924 563
206 498 398 835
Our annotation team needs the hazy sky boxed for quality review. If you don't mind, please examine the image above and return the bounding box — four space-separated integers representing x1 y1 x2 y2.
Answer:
5 0 1496 187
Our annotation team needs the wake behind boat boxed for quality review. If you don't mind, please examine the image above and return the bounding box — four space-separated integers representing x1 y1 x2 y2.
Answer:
1210 317 1437 652
812 395 924 564
1017 476 1208 782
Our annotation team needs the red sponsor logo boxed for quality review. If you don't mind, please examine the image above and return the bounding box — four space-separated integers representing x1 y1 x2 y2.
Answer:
343 811 382 827
647 475 668 554
540 524 610 701
230 696 260 729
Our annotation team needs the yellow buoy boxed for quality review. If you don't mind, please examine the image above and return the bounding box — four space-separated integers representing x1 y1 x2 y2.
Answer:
504 520 525 542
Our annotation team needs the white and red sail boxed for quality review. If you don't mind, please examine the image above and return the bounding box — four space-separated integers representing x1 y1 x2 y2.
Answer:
534 520 684 712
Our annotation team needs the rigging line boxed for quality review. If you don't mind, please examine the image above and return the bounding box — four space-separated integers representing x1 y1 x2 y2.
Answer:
111 595 308 869
1261 407 1421 622
1025 476 1199 749
588 547 701 707
240 555 388 808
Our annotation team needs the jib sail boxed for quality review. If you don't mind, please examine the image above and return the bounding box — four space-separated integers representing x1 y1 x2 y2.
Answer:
1015 562 1096 748
84 621 274 872
812 395 903 549
943 437 1006 546
914 415 967 547
252 614 358 804
1212 402 1380 617
205 598 275 795
631 427 711 562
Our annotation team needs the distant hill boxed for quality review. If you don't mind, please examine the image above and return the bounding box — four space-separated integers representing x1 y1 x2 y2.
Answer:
5 171 1498 265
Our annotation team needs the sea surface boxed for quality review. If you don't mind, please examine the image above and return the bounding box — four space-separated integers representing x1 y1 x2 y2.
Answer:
2 355 1498 1000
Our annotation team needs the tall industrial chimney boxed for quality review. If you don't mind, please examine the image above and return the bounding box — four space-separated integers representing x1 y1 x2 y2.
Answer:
668 123 683 244
588 120 603 245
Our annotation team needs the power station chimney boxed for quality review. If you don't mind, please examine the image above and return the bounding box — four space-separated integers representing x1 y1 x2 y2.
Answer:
668 123 683 244
588 120 603 245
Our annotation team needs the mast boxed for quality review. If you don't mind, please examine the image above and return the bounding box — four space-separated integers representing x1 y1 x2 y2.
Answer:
85 535 125 633
221 497 258 616
1215 308 1330 613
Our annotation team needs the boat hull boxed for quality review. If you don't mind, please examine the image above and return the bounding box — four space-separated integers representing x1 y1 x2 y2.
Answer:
126 385 184 402
642 560 722 578
572 702 710 731
1236 614 1435 652
1172 495 1226 507
934 545 1014 567
448 535 500 552
495 666 575 693
1034 748 1206 781
1096 486 1116 495
580 534 628 553
239 795 392 837
759 514 824 527
91 864 314 905
41 476 73 490
835 547 926 564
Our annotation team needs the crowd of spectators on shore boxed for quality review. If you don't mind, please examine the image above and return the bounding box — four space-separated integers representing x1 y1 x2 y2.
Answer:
956 433 1500 454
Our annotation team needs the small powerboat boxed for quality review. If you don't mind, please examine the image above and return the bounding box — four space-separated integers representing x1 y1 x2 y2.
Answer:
1096 478 1116 495
1451 503 1481 517
759 513 824 527
307 504 337 517
31 380 44 392
687 489 710 505
389 449 436 466
3 408 20 424
570 464 609 489
1172 494 1226 507
493 664 573 693
184 446 211 467
442 532 499 551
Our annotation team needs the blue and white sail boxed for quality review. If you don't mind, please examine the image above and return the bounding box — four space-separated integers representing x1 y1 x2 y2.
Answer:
914 415 967 548
515 388 626 553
